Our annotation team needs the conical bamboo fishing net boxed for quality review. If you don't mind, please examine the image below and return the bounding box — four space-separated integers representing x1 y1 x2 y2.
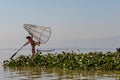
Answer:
23 24 51 44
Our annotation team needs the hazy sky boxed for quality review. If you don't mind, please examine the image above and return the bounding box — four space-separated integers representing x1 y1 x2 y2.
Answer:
0 0 120 49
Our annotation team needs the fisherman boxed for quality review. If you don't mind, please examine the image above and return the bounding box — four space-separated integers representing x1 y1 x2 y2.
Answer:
24 33 40 56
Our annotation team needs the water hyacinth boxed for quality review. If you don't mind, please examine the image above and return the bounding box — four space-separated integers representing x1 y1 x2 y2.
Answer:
3 52 120 70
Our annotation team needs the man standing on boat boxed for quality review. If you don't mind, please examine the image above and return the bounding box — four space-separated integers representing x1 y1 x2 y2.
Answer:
24 33 40 56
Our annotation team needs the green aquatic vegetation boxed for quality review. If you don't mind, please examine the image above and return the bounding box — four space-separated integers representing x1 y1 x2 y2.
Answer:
3 52 120 70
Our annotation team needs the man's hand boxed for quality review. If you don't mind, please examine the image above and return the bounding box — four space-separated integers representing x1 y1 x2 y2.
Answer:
29 33 33 38
29 33 32 35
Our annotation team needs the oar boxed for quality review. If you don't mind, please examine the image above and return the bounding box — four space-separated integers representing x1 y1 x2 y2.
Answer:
10 45 25 59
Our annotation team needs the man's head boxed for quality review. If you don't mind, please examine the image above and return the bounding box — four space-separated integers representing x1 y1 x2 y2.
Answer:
26 36 31 39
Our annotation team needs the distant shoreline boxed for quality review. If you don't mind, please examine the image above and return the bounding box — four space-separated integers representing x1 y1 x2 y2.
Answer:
0 47 116 53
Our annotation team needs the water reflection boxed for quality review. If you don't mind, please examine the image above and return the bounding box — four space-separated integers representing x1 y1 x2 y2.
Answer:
3 67 120 80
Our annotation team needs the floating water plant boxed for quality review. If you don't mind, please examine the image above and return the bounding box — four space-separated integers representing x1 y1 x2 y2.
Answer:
3 52 120 70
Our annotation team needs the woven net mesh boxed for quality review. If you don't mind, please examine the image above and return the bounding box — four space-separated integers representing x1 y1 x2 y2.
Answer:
23 24 51 44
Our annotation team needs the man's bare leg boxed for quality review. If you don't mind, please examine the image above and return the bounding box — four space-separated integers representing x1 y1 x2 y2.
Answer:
32 46 35 56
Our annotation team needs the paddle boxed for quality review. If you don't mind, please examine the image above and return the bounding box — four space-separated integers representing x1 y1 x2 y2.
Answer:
10 45 25 59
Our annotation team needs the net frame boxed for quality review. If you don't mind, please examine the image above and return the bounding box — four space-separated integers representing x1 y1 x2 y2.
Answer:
23 24 51 44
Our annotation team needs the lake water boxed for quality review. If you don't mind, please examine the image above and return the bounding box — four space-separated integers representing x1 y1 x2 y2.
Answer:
0 48 120 80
